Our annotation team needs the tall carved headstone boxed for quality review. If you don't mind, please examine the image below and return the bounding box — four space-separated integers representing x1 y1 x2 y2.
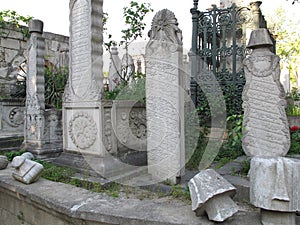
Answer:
63 0 105 156
243 28 298 225
145 9 185 184
23 20 46 152
242 29 290 157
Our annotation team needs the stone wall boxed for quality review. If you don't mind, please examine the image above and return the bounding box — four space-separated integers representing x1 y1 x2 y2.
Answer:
0 166 233 225
0 25 69 97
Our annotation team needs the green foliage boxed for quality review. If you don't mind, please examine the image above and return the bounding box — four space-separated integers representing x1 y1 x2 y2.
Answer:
266 7 300 86
215 114 244 161
45 67 68 109
104 1 153 51
226 114 243 147
289 126 300 155
286 105 300 116
10 66 68 109
171 185 191 203
2 150 25 161
103 77 146 103
0 10 32 38
286 87 300 101
185 129 208 170
195 85 243 128
104 1 153 84
37 160 75 182
240 159 250 176
120 1 153 50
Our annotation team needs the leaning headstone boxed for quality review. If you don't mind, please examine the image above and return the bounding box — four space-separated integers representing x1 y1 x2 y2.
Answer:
242 28 290 157
11 156 43 184
121 53 135 83
108 46 122 91
63 0 105 156
188 169 238 222
22 19 46 152
145 9 185 184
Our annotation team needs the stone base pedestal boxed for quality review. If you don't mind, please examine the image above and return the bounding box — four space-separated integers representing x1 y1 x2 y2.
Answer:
261 209 296 225
21 142 63 159
52 152 147 183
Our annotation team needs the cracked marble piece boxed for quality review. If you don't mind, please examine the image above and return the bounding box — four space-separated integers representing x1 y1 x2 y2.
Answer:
11 156 43 184
242 28 290 157
188 169 238 222
250 157 300 212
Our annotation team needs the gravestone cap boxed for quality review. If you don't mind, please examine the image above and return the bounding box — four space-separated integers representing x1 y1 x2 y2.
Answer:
29 19 44 34
247 28 273 49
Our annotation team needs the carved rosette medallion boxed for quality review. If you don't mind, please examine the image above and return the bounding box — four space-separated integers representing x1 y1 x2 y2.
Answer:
68 112 97 149
6 107 24 127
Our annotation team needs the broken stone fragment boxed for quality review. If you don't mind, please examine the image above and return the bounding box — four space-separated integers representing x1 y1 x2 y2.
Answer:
21 152 35 160
188 169 238 222
0 155 8 170
11 156 43 184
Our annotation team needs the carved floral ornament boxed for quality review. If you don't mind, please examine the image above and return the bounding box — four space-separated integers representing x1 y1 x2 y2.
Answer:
68 112 98 149
147 9 183 54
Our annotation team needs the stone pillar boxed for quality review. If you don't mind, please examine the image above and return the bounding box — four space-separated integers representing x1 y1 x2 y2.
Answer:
23 19 46 152
63 0 105 156
243 28 298 225
145 9 185 184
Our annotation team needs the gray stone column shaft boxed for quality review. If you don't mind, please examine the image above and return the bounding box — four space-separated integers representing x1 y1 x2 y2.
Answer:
24 19 45 146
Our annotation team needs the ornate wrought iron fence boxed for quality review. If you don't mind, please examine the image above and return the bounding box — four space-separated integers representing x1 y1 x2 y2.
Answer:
190 1 268 121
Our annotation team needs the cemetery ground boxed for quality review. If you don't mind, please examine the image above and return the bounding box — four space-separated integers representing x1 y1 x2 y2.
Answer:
0 122 299 225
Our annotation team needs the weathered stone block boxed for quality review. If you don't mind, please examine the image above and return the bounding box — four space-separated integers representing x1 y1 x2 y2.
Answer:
1 39 20 50
250 156 300 212
4 49 18 63
261 209 296 225
188 169 238 222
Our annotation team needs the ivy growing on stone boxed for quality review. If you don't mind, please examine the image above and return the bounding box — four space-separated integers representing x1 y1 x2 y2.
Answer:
0 10 32 38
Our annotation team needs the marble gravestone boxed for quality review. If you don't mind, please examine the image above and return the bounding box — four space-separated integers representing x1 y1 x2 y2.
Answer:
63 0 105 156
243 28 298 225
145 9 185 184
242 29 290 157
